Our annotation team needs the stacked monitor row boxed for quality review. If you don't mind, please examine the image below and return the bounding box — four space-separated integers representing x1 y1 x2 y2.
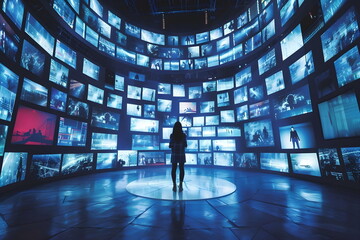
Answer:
0 0 359 190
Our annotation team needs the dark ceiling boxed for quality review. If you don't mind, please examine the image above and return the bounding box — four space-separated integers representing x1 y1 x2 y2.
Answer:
101 0 251 33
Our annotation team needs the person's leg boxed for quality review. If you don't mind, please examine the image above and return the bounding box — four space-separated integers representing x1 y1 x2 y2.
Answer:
292 139 295 149
179 162 185 191
171 162 177 191
296 140 300 149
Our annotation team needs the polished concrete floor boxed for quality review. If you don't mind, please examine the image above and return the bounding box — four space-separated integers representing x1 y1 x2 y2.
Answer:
0 167 359 240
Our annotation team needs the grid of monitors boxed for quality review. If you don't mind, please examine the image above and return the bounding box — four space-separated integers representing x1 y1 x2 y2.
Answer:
0 0 360 190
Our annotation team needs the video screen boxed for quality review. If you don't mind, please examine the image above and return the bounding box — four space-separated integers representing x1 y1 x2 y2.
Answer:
188 86 202 99
167 35 178 45
127 103 142 117
236 105 249 122
341 147 360 183
87 84 104 104
244 32 261 54
0 125 8 157
130 118 158 133
188 127 201 137
203 81 216 93
138 151 165 166
234 18 259 45
198 153 213 165
334 46 360 87
11 106 56 145
132 134 159 150
289 51 315 84
320 0 347 23
219 48 234 65
125 22 140 38
2 0 24 29
262 19 276 42
96 152 117 169
213 139 236 151
249 85 264 102
205 115 219 126
55 40 77 69
20 78 47 107
179 102 196 114
151 59 163 70
91 106 120 130
126 85 141 100
75 16 85 37
273 84 313 119
265 70 285 95
0 14 19 61
290 153 321 177
50 88 67 112
207 55 219 68
69 79 85 99
318 148 344 181
49 59 69 88
67 97 89 119
162 127 172 140
300 1 323 42
136 54 149 67
83 58 100 80
188 46 200 58
321 7 359 62
214 152 233 167
85 26 98 47
61 153 93 175
157 99 172 112
280 24 303 60
280 0 297 26
203 126 216 137
115 75 125 91
143 104 154 118
201 43 215 57
279 122 315 149
99 36 115 56
200 101 215 114
29 154 61 179
161 115 177 127
193 116 204 127
0 63 19 122
318 92 360 139
217 77 234 92
90 0 103 17
116 47 136 64
235 153 258 168
25 13 54 55
91 133 117 150
210 27 223 41
53 0 75 28
67 0 80 13
216 36 230 53
218 126 241 138
117 150 138 167
260 153 288 172
235 66 252 87
258 48 276 75
223 20 235 35
186 139 198 152
158 83 171 94
142 87 156 102
172 84 185 97
199 139 212 152
185 153 197 165
220 110 235 123
0 152 27 187
244 119 274 147
259 2 274 27
21 40 45 76
141 29 164 45
249 100 270 118
234 86 248 104
196 31 209 44
57 117 87 146
237 11 248 29
108 10 120 29
217 92 230 107
105 94 121 111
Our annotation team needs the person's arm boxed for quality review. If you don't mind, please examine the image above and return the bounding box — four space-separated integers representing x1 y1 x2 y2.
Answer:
184 134 187 148
169 134 174 148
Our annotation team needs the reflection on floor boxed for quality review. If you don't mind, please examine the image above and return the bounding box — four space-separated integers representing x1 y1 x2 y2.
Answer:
0 167 359 240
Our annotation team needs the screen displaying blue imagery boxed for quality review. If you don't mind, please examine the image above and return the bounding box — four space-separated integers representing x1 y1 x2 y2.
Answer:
199 101 214 114
273 84 313 119
115 31 126 46
199 139 212 152
108 10 121 29
0 152 27 187
249 85 265 102
85 26 99 47
90 0 103 17
2 0 24 29
138 152 165 166
237 11 248 29
217 92 230 107
116 47 136 64
136 54 149 67
235 153 258 168
321 7 359 62
142 87 156 102
341 147 360 183
61 153 93 175
99 37 115 57
118 150 138 167
216 36 230 53
157 99 172 112
127 103 142 117
193 116 204 127
115 75 125 92
132 135 159 150
280 0 297 26
127 85 142 100
213 139 236 151
55 40 77 69
49 59 69 88
280 24 303 60
67 0 80 13
96 152 118 169
50 88 67 112
265 70 285 95
217 77 234 92
125 23 140 38
181 35 195 45
203 81 216 93
69 79 85 99
0 125 8 157
144 104 155 118
57 117 87 146
198 153 213 165
179 102 196 114
279 122 316 149
290 153 321 177
203 126 216 137
318 148 344 181
196 31 209 44
262 19 276 43
21 40 45 76
258 48 276 75
236 105 249 122
186 139 198 152
97 18 111 38
141 29 164 45
210 27 223 41
91 133 117 150
201 42 216 57
320 0 347 23
173 84 185 97
167 36 178 45
233 18 259 45
29 154 61 179
25 13 54 55
334 46 360 87
107 93 122 110
91 106 120 130
130 118 158 133
67 98 89 119
188 86 202 99
244 32 262 54
87 84 104 104
318 92 360 139
244 119 274 147
158 83 171 94
218 126 241 137
53 0 75 28
20 78 47 107
214 152 233 167
249 100 270 118
289 51 315 85
0 14 20 61
220 110 235 123
83 58 100 80
75 16 85 37
235 66 252 87
0 63 19 121
260 153 289 172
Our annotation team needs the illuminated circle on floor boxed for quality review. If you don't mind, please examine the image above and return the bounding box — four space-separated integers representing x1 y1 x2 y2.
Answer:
126 174 237 201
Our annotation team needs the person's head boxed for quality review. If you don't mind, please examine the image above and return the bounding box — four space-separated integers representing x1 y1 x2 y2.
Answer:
291 127 294 131
173 121 183 134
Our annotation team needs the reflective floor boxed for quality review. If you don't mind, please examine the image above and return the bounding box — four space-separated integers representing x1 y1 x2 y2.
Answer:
0 167 359 240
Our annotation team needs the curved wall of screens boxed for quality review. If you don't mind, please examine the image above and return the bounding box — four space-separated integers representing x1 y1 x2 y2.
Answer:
0 0 360 192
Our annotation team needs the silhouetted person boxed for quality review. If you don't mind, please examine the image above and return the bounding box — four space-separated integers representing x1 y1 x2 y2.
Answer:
169 121 187 192
17 156 23 182
290 126 300 149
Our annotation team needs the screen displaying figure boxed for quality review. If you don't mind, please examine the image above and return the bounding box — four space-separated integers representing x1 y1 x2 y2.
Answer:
290 126 300 149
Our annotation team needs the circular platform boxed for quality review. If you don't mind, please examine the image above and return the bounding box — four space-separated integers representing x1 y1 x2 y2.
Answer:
126 174 237 201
